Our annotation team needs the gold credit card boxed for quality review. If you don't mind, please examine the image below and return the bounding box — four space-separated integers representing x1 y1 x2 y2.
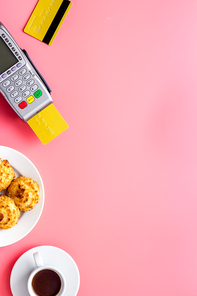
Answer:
27 104 69 144
24 0 72 45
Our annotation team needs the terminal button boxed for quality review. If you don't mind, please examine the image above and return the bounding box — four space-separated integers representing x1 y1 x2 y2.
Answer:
26 79 34 86
23 74 30 81
27 96 35 104
18 101 27 109
19 85 26 92
34 89 42 98
11 91 18 98
7 86 14 92
31 84 38 92
3 80 10 87
15 97 22 103
15 79 22 86
11 74 18 81
23 90 30 98
19 68 26 75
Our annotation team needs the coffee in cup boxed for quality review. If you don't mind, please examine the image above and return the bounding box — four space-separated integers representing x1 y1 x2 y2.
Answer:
27 252 66 296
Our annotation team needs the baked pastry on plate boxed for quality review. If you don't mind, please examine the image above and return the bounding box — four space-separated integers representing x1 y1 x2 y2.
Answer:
0 159 15 191
0 195 20 229
7 176 39 211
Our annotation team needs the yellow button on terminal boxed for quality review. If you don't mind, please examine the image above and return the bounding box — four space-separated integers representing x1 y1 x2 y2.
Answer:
27 96 35 104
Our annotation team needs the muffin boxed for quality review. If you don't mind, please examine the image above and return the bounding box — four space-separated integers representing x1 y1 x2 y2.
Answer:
0 195 20 229
0 159 15 191
7 176 39 211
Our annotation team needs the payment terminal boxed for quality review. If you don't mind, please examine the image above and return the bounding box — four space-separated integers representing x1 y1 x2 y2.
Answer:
0 22 53 122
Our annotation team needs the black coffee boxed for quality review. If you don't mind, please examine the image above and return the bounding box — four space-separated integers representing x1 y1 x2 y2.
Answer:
32 269 61 296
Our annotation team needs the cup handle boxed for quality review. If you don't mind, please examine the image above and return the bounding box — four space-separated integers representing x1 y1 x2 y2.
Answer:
33 252 44 268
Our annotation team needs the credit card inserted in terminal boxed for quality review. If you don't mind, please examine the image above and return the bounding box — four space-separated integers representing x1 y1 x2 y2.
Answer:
0 23 68 144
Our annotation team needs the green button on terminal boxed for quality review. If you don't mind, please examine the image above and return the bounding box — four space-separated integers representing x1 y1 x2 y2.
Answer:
34 89 42 98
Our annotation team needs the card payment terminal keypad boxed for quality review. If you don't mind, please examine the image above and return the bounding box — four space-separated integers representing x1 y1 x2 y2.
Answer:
2 67 42 109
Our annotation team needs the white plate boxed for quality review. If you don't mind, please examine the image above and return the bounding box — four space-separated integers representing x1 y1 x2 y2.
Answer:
0 146 44 247
10 245 80 296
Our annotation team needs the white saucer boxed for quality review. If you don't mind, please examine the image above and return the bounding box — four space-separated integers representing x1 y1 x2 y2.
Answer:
10 245 80 296
0 146 44 247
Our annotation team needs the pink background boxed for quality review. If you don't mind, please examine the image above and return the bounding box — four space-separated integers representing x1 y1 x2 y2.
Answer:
1 0 197 295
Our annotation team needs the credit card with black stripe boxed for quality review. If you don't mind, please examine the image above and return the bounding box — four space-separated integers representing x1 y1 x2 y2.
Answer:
24 0 72 45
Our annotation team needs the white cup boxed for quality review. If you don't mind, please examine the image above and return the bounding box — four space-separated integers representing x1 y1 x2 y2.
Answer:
27 252 66 296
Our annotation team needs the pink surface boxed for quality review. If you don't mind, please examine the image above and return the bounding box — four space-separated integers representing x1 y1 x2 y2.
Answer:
1 0 197 295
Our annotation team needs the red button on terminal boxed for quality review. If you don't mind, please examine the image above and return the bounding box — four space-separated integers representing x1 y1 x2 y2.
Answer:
18 101 27 109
